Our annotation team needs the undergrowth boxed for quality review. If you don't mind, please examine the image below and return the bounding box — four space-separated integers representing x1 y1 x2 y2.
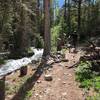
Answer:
75 61 100 99
87 94 100 100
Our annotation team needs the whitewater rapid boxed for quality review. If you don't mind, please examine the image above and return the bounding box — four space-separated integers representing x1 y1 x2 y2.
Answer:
0 48 43 77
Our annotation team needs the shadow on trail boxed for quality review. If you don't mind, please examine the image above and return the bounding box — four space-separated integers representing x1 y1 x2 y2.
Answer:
11 61 52 100
0 77 5 100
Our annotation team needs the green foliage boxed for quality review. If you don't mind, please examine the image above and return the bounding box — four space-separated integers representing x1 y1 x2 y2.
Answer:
51 15 69 51
75 61 92 82
75 61 100 91
24 90 33 100
93 77 100 91
35 34 44 48
79 79 92 89
51 24 62 49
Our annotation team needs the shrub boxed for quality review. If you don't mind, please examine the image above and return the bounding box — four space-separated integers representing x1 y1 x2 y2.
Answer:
51 24 62 50
79 79 92 89
93 76 100 92
75 61 92 82
75 61 100 92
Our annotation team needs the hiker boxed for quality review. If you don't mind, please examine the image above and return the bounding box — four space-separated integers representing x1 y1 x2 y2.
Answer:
68 31 78 53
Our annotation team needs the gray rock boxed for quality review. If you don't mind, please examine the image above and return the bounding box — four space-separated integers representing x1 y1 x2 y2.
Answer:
47 60 54 65
59 63 64 67
37 80 41 83
44 74 53 81
48 68 52 71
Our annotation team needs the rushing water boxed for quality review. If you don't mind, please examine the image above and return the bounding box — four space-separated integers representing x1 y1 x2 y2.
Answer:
0 48 43 77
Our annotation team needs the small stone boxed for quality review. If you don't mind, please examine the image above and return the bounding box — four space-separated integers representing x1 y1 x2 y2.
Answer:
44 74 53 81
37 80 41 83
58 78 61 81
64 73 67 75
35 93 39 96
68 74 72 76
59 63 64 67
62 81 66 84
44 88 51 94
62 92 67 96
48 68 52 71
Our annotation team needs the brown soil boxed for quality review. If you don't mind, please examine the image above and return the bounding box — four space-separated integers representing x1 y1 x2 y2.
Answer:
4 51 86 100
30 51 84 100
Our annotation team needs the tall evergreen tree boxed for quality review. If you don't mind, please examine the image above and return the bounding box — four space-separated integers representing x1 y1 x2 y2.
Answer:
43 0 51 57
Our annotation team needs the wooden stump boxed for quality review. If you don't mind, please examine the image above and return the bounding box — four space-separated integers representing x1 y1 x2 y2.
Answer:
20 66 27 76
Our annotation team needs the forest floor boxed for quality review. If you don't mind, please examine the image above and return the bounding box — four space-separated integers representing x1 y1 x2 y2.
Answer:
5 50 94 100
30 51 85 100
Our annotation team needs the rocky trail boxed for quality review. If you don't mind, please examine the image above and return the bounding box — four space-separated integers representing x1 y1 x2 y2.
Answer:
5 51 86 100
30 51 85 100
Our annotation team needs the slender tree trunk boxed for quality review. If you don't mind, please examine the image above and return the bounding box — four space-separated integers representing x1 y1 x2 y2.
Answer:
37 0 40 32
19 0 28 76
68 0 71 34
37 0 40 17
64 0 67 22
12 0 19 53
78 0 82 35
43 0 51 57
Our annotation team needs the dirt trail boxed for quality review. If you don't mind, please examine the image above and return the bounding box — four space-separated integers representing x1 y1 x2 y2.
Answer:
30 51 85 100
5 51 85 100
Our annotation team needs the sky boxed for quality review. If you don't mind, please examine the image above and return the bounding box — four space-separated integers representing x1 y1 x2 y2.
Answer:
58 0 97 7
59 0 64 7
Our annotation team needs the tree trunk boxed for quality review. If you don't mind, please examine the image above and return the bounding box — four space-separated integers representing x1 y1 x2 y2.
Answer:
64 0 67 22
43 0 51 57
19 0 28 76
78 0 82 35
68 0 71 34
37 0 40 33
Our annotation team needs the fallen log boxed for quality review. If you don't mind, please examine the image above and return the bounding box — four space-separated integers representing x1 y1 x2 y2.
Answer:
67 61 80 69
